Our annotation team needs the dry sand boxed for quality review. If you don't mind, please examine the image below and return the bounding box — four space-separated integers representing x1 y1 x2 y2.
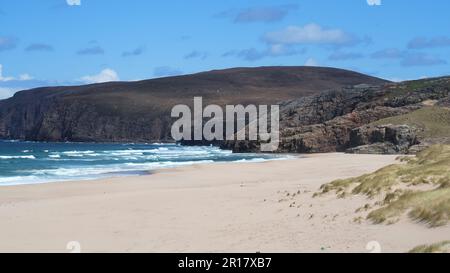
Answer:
0 153 448 253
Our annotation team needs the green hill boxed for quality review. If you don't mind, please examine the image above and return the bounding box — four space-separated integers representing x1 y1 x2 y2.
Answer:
372 106 450 139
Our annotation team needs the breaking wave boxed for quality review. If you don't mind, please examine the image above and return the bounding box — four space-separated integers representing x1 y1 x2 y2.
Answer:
0 141 288 186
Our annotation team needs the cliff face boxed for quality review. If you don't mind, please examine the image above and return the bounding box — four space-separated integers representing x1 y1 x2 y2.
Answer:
221 77 450 154
0 66 387 142
0 92 172 142
1 67 448 154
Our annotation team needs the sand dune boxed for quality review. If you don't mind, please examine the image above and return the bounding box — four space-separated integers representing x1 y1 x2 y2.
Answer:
0 153 448 253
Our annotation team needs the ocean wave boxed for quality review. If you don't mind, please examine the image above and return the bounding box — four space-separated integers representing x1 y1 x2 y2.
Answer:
28 160 217 177
0 142 286 186
62 150 96 156
27 167 121 177
124 160 215 169
107 151 146 156
0 155 36 160
0 175 41 185
234 158 269 163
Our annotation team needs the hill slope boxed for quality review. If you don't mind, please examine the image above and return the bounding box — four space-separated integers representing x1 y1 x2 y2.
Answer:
372 106 450 140
222 76 450 154
0 66 387 142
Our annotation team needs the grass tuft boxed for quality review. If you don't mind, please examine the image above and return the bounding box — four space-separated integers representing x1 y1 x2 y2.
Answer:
409 241 450 253
318 145 450 227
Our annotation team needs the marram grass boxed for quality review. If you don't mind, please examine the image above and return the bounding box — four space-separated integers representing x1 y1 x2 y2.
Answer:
318 145 450 227
409 241 450 253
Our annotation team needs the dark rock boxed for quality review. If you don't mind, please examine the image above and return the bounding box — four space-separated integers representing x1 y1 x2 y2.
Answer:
437 95 450 107
346 143 399 154
1 68 450 155
0 66 387 143
409 137 450 154
224 77 450 154
347 124 419 154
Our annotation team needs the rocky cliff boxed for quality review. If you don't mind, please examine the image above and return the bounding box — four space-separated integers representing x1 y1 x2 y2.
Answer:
221 77 450 154
2 66 449 155
0 66 387 143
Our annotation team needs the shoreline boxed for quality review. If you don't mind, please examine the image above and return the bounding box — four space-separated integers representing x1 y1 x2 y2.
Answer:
0 141 288 187
1 153 448 253
0 155 296 187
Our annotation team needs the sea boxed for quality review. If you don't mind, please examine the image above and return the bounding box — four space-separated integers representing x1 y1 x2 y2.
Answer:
0 140 287 186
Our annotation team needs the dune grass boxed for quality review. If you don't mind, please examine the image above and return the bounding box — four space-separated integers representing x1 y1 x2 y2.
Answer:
368 187 450 227
318 145 450 227
409 241 450 253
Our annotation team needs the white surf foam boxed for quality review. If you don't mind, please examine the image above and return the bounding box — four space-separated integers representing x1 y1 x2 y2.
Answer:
0 155 36 160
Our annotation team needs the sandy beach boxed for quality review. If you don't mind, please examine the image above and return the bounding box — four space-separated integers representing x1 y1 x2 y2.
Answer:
0 153 448 253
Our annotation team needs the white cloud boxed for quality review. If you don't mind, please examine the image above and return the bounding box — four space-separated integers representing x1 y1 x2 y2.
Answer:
19 74 33 81
388 75 428 83
304 58 319 67
0 64 34 82
264 23 354 46
367 0 381 6
66 0 81 6
81 68 120 84
0 65 36 99
387 78 405 83
0 64 15 82
0 87 21 99
0 64 37 99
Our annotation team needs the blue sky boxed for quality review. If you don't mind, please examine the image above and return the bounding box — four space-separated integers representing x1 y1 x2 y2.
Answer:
1 0 450 99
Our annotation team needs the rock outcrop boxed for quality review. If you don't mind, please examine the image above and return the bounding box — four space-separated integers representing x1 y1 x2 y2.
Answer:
346 124 419 154
1 67 450 155
0 67 387 143
222 77 450 154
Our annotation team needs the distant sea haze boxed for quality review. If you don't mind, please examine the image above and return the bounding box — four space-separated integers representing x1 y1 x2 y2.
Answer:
0 140 287 186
